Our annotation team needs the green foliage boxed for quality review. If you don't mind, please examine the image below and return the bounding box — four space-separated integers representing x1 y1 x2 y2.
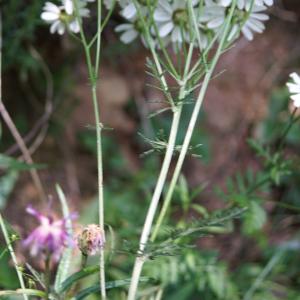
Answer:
243 201 266 235
3 0 43 70
248 139 292 185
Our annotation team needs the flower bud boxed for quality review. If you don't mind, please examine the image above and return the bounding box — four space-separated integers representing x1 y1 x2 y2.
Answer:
77 224 105 256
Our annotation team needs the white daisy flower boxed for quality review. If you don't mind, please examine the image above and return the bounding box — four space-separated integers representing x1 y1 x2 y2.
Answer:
154 0 198 45
287 72 300 108
41 0 90 35
228 5 269 41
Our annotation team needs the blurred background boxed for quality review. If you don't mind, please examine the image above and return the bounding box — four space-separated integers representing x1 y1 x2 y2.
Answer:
1 0 300 299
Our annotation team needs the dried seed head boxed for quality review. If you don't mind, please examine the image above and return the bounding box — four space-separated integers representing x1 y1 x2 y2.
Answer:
77 224 105 256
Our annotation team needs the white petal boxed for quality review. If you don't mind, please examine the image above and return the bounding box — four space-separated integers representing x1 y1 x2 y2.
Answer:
207 17 224 29
264 0 273 6
287 83 300 94
64 0 74 15
237 0 245 9
115 24 133 32
171 26 182 43
157 0 172 14
122 3 136 19
251 13 269 21
246 19 265 33
69 20 80 33
251 5 267 13
220 0 232 7
44 2 60 13
50 20 60 33
154 9 171 22
290 73 300 85
52 21 65 35
242 25 254 40
158 22 174 37
291 94 300 106
41 12 59 21
120 29 138 43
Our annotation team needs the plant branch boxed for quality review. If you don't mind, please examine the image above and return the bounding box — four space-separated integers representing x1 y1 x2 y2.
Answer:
151 0 237 241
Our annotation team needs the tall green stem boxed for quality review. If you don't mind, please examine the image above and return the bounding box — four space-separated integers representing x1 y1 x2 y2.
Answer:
127 107 182 300
73 0 106 298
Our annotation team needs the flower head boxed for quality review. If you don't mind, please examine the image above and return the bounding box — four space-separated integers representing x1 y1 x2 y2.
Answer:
227 5 269 41
41 0 90 35
287 72 300 108
77 224 105 256
114 0 273 47
23 206 74 261
154 0 198 45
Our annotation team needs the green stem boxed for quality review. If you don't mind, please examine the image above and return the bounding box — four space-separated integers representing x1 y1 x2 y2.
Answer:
151 0 237 242
0 214 28 300
127 107 182 300
72 1 106 298
127 42 195 300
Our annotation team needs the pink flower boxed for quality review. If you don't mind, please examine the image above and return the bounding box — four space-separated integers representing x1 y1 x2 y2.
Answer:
23 206 75 261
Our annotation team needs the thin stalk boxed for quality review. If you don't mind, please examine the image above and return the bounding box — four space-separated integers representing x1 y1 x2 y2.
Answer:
0 213 28 300
151 0 237 241
73 1 106 297
127 107 182 300
0 13 46 203
92 86 106 300
127 42 195 300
